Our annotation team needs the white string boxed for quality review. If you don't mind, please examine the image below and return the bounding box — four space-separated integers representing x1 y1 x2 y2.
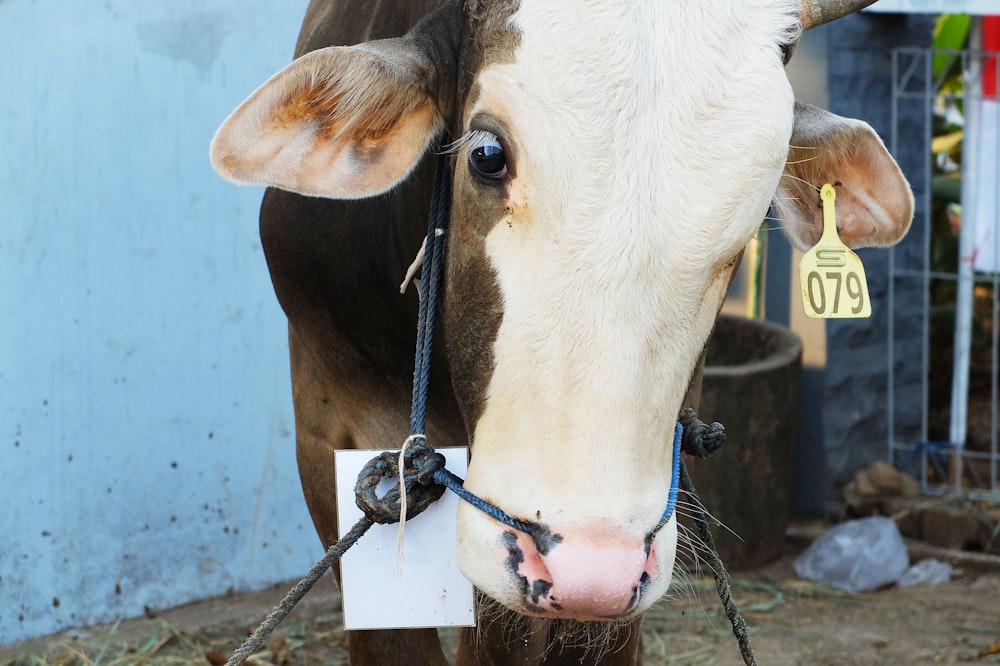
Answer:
399 229 446 295
396 434 426 584
399 243 426 295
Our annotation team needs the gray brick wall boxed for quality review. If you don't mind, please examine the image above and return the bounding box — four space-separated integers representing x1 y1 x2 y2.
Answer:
822 13 935 497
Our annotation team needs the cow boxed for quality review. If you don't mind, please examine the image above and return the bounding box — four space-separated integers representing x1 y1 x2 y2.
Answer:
210 0 913 663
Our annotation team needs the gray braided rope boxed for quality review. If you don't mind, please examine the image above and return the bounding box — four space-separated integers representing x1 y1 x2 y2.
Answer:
677 456 756 666
224 517 373 666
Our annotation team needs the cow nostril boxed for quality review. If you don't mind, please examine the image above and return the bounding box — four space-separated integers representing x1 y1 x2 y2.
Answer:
530 579 553 605
625 571 652 614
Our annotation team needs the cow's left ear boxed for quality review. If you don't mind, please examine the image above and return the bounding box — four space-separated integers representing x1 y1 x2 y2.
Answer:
210 40 443 199
775 102 914 250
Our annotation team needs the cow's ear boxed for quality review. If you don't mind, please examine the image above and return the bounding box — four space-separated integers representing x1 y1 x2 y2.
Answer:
210 42 442 199
775 102 913 250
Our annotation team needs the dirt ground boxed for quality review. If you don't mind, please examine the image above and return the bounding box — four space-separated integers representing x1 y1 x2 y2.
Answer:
3 532 999 666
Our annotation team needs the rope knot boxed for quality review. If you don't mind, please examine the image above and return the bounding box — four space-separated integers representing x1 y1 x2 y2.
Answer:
678 407 726 459
355 445 446 525
414 450 447 486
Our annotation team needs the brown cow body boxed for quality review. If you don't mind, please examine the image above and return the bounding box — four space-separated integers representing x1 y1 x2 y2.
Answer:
212 1 913 663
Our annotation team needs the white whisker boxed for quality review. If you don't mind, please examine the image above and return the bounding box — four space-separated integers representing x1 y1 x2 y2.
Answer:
471 591 636 663
778 172 821 193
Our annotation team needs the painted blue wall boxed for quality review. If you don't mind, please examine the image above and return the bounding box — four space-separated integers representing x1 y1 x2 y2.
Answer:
0 0 315 644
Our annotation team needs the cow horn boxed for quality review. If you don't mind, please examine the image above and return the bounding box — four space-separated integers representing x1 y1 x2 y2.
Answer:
800 0 878 30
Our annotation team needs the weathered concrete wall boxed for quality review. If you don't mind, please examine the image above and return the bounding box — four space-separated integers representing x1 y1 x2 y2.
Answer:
822 13 935 495
1 0 312 644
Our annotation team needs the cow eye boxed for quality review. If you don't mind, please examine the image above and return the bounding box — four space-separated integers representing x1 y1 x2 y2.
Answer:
468 132 508 180
780 42 796 65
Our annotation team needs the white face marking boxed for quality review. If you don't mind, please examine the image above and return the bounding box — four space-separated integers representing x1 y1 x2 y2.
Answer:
455 0 799 617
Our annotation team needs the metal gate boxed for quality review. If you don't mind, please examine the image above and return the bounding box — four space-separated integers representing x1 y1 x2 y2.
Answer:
888 43 1000 502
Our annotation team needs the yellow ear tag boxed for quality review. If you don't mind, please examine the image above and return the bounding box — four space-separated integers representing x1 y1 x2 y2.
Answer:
798 184 872 319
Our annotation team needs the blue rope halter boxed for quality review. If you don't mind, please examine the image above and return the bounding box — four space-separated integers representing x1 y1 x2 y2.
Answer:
408 150 682 537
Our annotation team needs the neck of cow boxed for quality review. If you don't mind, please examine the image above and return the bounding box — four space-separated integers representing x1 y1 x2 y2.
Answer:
259 158 466 455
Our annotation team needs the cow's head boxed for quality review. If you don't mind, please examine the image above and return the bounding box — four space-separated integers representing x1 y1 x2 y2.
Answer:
211 0 912 622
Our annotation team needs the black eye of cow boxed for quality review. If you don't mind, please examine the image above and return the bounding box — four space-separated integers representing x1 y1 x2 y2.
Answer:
468 132 508 180
780 42 796 65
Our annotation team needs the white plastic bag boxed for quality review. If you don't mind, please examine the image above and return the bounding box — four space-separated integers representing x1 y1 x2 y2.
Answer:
794 516 909 593
898 558 952 587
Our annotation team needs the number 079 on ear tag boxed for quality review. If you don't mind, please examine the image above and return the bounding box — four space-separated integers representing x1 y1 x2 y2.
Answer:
799 183 872 319
334 447 475 630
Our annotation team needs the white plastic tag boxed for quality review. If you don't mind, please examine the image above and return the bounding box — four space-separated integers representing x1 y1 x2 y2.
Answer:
799 183 872 319
334 447 475 630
